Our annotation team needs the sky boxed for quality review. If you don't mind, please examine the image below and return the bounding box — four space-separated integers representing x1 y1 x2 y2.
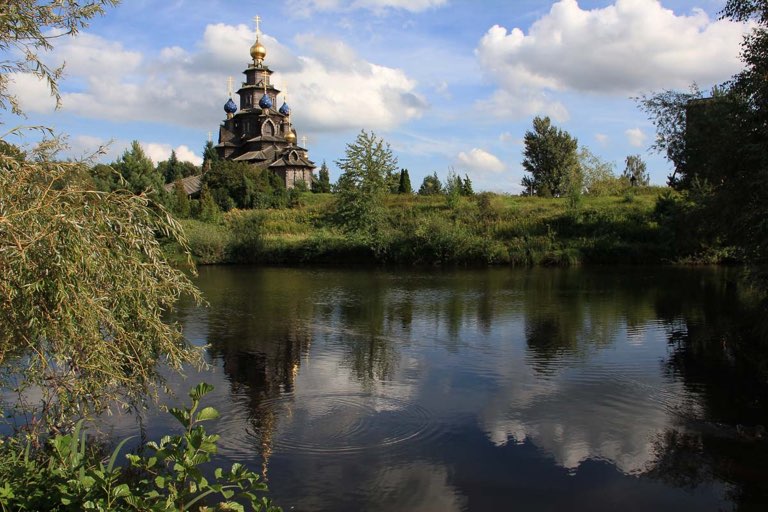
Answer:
5 0 753 192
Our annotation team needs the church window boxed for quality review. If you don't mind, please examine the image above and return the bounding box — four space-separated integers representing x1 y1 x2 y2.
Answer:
262 120 275 136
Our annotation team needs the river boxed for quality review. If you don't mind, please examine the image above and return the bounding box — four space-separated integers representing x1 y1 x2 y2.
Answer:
109 266 768 511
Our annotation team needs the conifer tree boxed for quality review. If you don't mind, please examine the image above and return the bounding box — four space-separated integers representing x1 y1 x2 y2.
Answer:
114 141 163 195
173 178 191 217
317 161 331 193
398 168 412 194
163 149 182 184
202 140 218 173
462 174 474 196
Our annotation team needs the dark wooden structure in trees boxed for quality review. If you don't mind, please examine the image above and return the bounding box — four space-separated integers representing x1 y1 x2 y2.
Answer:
215 17 315 189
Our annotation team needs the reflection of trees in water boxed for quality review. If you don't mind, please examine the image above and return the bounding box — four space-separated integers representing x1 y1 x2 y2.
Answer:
334 274 401 384
645 269 768 509
521 269 659 371
192 266 768 505
514 267 768 507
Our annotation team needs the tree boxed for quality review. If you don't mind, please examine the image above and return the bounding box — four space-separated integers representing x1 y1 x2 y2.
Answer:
204 160 262 210
0 152 201 435
202 140 218 173
640 1 768 263
398 168 412 194
333 130 397 232
579 147 620 196
445 169 463 196
521 116 581 197
113 141 164 194
623 155 650 186
312 160 331 193
172 177 191 217
159 149 182 183
462 174 474 196
0 0 118 116
195 184 221 222
418 172 443 195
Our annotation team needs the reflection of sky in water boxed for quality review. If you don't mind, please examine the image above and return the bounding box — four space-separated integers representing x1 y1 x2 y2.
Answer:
98 267 750 511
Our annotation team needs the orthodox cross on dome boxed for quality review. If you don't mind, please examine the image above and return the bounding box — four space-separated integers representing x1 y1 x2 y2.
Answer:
227 76 233 97
254 15 262 38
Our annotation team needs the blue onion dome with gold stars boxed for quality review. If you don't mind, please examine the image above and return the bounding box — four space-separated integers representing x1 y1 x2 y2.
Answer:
224 98 237 114
279 101 290 115
259 93 273 109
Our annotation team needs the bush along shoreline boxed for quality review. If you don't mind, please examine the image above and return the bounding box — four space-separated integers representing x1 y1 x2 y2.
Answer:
167 189 741 268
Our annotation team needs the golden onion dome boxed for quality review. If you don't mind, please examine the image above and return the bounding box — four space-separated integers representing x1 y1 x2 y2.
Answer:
250 39 266 62
285 130 297 144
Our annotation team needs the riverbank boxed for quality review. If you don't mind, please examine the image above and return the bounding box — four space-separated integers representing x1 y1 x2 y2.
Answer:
166 188 734 267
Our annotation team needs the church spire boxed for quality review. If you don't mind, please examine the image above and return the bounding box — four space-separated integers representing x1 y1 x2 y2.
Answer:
249 15 267 66
223 76 237 118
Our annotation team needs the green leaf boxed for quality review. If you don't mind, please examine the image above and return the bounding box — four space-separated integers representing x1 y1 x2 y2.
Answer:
155 475 166 489
189 382 214 401
169 407 191 428
196 406 220 422
113 483 131 498
107 435 135 473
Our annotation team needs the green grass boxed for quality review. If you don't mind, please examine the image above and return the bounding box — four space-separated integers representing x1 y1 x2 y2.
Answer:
172 188 721 266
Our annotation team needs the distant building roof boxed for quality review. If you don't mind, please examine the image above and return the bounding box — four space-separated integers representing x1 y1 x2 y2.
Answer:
163 174 203 196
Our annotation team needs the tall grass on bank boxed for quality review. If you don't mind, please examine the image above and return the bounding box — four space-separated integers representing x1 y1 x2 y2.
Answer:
175 188 731 267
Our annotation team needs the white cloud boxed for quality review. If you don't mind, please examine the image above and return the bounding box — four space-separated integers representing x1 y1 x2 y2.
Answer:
456 148 506 174
476 88 569 122
625 127 646 147
28 25 424 134
142 143 203 165
6 73 58 114
279 35 427 132
595 133 609 145
55 31 143 78
475 0 752 116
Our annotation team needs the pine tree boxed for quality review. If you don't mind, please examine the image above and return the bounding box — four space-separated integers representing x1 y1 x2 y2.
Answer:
202 140 218 173
173 178 191 218
114 141 163 195
196 184 221 222
163 149 182 184
462 174 474 196
398 168 412 194
418 173 443 195
317 161 331 193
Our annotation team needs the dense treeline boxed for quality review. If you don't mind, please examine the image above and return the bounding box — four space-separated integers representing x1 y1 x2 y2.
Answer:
640 0 768 268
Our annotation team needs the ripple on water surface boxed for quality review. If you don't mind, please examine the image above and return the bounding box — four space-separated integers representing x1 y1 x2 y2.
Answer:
221 392 439 456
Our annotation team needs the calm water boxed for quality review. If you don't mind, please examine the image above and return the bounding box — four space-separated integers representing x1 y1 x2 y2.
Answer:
111 266 768 511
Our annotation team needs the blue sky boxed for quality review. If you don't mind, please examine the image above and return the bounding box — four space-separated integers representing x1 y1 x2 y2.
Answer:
6 0 751 192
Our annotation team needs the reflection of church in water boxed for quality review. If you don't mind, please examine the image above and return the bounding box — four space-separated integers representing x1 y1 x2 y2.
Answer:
216 17 315 188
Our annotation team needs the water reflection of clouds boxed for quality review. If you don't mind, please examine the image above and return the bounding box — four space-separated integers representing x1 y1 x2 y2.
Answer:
477 321 689 474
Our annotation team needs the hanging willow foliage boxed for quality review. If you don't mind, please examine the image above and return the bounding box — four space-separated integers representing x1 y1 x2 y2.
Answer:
0 152 203 436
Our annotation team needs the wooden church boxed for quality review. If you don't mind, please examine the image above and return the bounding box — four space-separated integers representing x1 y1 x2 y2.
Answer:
215 17 315 189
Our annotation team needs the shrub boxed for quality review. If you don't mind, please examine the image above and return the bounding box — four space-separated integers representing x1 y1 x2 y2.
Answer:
225 210 265 263
182 220 230 264
0 383 281 512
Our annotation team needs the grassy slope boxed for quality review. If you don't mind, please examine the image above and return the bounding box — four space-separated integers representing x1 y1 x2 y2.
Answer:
177 189 676 266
